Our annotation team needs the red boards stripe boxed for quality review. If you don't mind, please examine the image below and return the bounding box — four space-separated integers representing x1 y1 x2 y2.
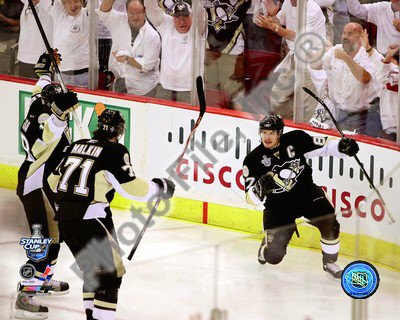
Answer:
203 202 208 224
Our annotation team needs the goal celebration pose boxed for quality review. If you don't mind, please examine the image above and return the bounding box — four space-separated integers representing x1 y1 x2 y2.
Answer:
15 52 79 319
243 114 359 279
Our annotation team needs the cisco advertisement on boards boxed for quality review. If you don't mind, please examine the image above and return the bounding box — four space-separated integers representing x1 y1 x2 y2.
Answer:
145 104 399 243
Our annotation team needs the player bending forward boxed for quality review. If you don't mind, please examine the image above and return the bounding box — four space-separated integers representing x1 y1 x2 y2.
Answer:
243 114 359 279
48 108 175 320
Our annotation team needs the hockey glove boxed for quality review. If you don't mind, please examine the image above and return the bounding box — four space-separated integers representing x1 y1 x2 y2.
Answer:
34 50 61 78
51 91 79 121
34 53 53 78
338 137 359 157
152 178 176 199
253 172 276 201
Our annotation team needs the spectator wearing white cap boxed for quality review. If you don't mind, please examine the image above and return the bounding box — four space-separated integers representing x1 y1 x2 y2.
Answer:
144 0 206 103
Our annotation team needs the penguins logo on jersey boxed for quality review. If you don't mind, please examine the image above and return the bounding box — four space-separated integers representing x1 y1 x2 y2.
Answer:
208 0 241 33
271 159 304 193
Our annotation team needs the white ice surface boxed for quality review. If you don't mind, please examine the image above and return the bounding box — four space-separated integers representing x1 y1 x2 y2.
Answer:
0 187 399 320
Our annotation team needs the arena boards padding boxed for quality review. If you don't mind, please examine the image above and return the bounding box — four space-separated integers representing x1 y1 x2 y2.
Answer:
0 76 398 270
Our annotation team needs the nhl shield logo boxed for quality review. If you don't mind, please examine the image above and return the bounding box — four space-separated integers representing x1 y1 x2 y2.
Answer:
261 155 271 167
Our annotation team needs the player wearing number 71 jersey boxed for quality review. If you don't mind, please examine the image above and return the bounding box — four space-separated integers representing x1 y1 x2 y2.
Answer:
48 107 175 320
243 114 360 280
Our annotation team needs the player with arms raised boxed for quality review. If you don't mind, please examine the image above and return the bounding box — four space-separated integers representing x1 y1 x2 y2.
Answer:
15 52 79 319
48 107 175 320
243 114 359 279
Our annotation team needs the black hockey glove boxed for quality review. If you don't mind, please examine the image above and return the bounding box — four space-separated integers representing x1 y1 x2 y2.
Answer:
51 91 79 121
34 50 61 78
34 53 53 78
152 178 176 199
253 172 276 201
338 137 359 157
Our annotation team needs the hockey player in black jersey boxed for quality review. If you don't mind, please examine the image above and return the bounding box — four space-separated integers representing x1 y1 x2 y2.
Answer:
243 114 359 279
15 52 79 318
47 108 175 320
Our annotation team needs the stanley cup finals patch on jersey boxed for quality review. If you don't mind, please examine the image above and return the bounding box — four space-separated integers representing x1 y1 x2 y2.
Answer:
261 156 271 167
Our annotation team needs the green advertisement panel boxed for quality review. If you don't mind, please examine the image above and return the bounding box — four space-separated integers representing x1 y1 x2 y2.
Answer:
18 91 131 155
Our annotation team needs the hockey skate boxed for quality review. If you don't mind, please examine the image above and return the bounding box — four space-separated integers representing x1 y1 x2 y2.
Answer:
43 279 70 296
323 262 342 280
17 278 69 296
14 293 48 319
257 237 268 265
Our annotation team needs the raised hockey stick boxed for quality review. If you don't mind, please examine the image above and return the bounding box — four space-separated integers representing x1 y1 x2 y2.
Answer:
28 0 85 139
303 87 395 224
127 76 207 260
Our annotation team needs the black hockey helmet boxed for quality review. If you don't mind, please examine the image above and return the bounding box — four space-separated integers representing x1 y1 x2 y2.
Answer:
41 84 63 106
96 109 125 139
259 114 284 135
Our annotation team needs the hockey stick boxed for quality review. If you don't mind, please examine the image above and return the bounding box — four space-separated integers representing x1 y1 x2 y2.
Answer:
28 0 85 139
303 87 395 224
127 76 207 260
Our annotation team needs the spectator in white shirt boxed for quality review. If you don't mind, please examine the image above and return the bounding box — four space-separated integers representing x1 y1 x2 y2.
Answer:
97 0 125 73
255 0 327 122
99 0 161 96
18 0 53 79
41 0 89 88
345 0 400 54
375 44 399 141
314 0 334 43
144 0 206 104
316 22 375 134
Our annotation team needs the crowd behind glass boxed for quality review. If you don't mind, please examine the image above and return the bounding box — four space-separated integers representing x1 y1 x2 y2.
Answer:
1 0 399 143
